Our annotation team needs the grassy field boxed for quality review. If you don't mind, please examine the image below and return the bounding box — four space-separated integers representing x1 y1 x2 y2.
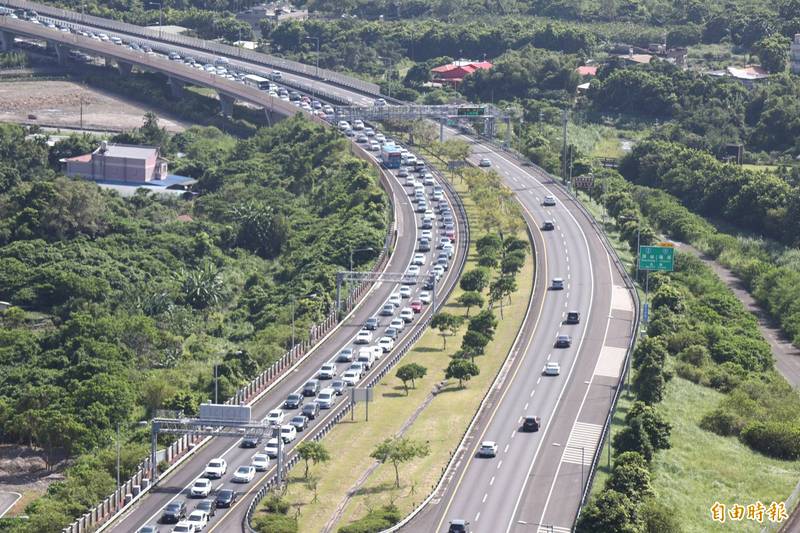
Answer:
261 178 535 532
593 377 800 532
567 122 646 161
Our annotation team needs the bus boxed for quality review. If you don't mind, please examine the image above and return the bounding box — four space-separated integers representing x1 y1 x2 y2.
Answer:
243 74 271 90
381 145 402 169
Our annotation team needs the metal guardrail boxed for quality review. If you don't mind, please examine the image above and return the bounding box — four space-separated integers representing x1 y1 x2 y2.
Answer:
242 148 471 531
0 0 380 96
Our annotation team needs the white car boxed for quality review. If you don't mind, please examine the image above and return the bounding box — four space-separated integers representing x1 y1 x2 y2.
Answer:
419 291 432 304
432 265 445 279
407 265 421 277
232 465 256 483
171 522 195 533
543 195 557 206
355 329 373 344
390 318 406 331
265 438 281 458
421 230 433 240
544 362 561 375
190 478 213 498
399 286 412 298
378 336 395 352
442 242 454 257
353 119 365 130
266 409 285 425
319 363 338 379
370 345 383 360
204 458 227 479
338 120 350 130
251 453 270 472
375 133 386 143
412 253 426 266
389 293 402 307
280 424 297 443
478 441 498 457
342 370 360 386
399 308 414 323
186 510 208 530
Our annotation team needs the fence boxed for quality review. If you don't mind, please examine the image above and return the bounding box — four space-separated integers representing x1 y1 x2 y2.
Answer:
243 150 471 531
60 135 398 533
0 0 380 96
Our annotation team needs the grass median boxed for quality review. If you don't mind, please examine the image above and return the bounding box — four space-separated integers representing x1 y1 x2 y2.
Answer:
253 177 535 532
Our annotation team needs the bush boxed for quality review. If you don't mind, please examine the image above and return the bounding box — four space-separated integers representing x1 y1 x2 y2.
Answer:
740 421 800 460
641 498 683 533
252 513 298 533
337 505 401 533
700 407 745 437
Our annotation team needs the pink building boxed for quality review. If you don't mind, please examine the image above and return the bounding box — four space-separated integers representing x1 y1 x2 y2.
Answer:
63 141 167 183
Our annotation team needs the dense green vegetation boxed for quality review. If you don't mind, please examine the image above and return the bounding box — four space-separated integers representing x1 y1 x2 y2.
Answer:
0 115 387 531
577 168 797 532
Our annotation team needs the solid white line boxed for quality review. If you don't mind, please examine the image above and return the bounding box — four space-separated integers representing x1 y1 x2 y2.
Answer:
0 492 22 519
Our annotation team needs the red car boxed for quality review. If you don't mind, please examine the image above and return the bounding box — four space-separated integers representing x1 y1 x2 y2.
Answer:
410 299 423 313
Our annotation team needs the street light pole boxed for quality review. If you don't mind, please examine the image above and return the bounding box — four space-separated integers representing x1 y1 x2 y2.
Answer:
291 295 295 348
305 36 320 95
115 423 121 488
214 363 218 404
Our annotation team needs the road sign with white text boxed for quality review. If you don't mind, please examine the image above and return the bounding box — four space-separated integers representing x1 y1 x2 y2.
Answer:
638 245 674 271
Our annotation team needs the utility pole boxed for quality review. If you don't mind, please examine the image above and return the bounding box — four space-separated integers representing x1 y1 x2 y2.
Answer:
214 363 218 404
291 295 295 348
561 109 568 186
115 423 121 488
79 97 83 129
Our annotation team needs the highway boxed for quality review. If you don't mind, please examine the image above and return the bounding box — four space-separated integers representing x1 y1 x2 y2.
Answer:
400 133 636 533
1 6 635 532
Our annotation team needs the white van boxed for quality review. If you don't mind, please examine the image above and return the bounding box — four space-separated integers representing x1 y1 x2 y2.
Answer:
357 349 375 370
317 388 336 409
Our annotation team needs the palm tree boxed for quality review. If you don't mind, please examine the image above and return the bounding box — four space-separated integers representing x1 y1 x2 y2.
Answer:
182 261 224 309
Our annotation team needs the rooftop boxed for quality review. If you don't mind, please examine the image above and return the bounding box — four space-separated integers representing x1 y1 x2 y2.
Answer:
96 143 159 159
576 65 598 76
726 65 769 81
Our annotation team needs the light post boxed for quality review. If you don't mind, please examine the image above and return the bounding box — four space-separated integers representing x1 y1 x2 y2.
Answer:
115 423 121 488
148 2 163 37
213 361 219 404
378 56 394 99
305 36 320 95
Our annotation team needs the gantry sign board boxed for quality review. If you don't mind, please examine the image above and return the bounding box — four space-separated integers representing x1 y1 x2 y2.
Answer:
638 245 674 272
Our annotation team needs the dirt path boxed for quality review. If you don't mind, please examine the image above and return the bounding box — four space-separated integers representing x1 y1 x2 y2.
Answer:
673 241 800 387
0 80 189 132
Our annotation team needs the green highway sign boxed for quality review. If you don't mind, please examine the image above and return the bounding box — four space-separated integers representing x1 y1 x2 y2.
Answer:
457 107 485 117
639 245 674 271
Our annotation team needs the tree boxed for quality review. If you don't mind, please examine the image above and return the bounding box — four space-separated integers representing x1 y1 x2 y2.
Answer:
296 441 330 480
468 309 498 338
460 268 490 292
605 451 653 502
430 312 463 349
633 355 666 405
460 330 490 362
641 498 682 533
501 250 526 276
626 402 672 451
370 437 430 488
632 337 668 369
575 490 641 533
181 261 224 310
489 276 517 318
396 363 427 395
456 291 484 316
445 359 480 388
613 416 655 461
753 34 790 73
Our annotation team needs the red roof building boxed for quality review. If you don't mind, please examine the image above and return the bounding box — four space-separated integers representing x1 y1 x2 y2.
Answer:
431 60 493 86
576 65 598 77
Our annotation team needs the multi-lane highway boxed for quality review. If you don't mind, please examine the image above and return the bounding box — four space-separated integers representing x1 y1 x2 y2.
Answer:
400 133 636 533
102 130 466 531
1 6 636 532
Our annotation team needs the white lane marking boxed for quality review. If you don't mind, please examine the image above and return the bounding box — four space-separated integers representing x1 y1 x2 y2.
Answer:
561 422 603 465
536 377 541 384
524 402 529 410
504 444 510 454
475 512 481 522
497 460 503 470
490 476 495 486
483 493 488 503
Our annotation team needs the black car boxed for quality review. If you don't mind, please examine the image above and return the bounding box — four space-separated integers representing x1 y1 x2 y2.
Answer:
196 499 217 517
284 393 303 409
241 434 260 448
290 415 309 431
364 317 380 330
448 519 470 533
302 401 320 420
215 489 237 508
565 311 580 324
160 500 186 524
302 379 320 397
423 275 436 290
384 327 399 340
522 416 541 432
542 220 555 231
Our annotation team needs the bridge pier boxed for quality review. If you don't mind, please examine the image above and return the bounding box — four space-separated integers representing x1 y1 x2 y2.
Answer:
218 92 235 117
52 43 68 65
117 61 133 77
0 30 14 52
168 77 184 99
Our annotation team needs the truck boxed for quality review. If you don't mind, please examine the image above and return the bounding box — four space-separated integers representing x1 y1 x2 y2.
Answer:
381 144 402 169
